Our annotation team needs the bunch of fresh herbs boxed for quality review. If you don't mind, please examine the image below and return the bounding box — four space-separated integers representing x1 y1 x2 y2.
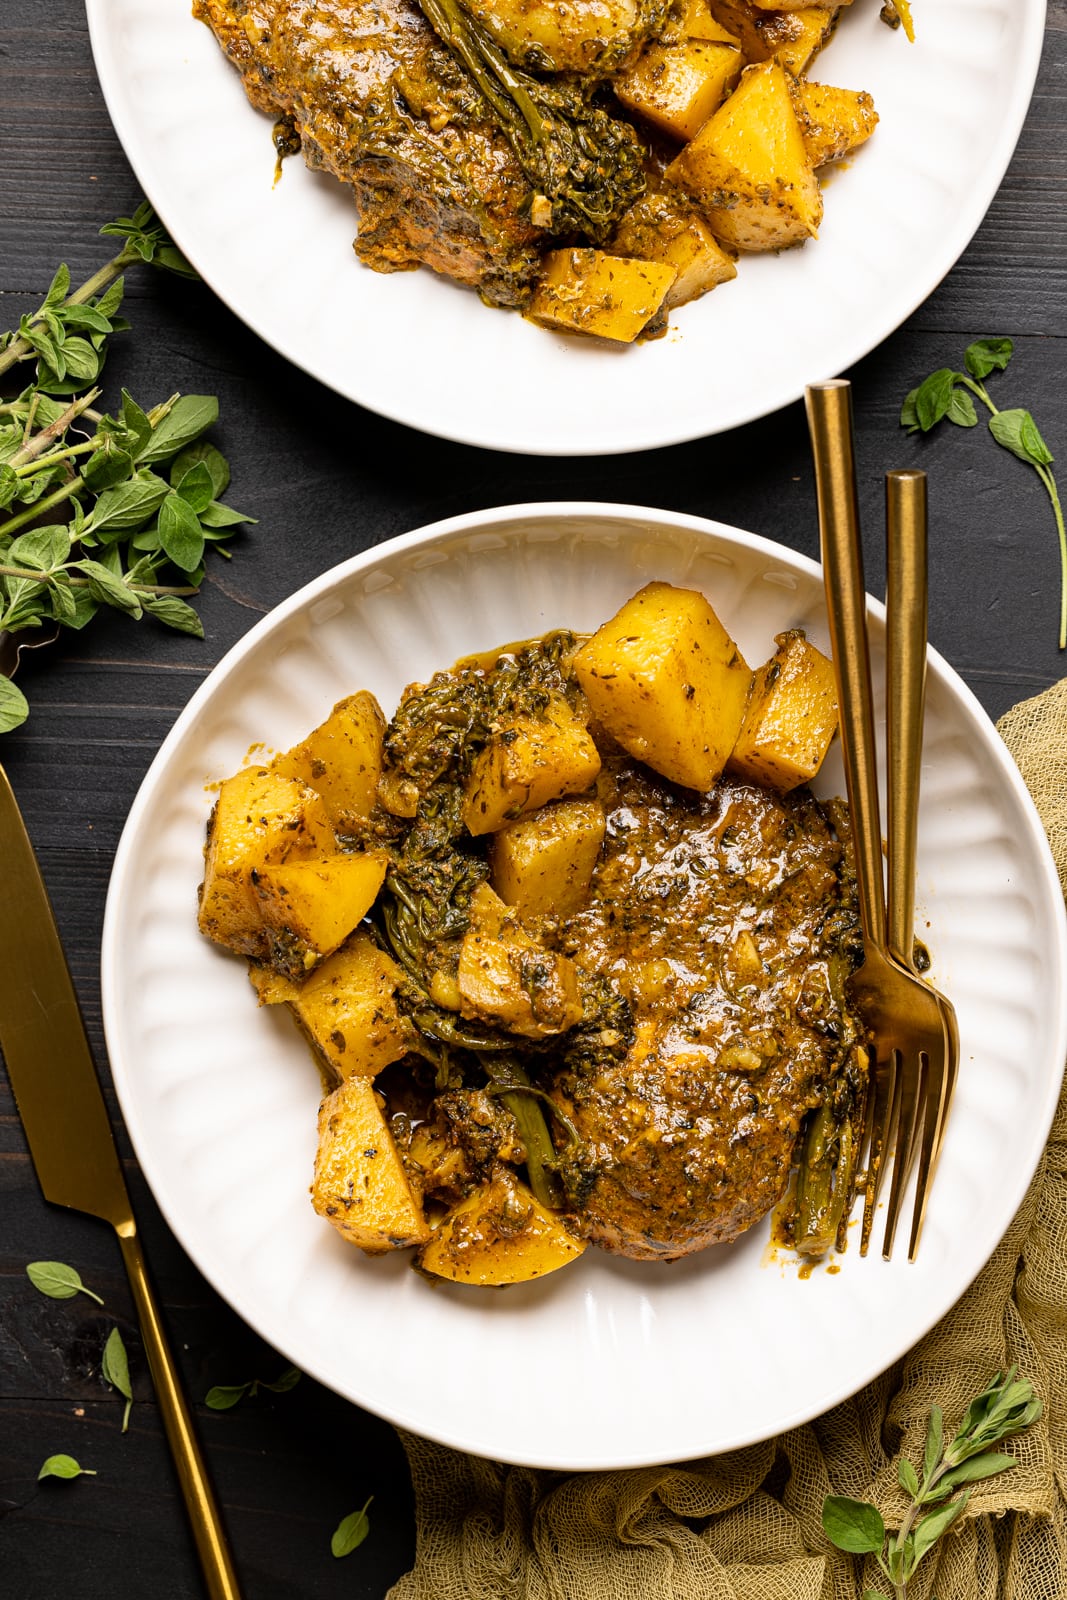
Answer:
0 203 253 734
823 1366 1042 1599
902 338 1065 650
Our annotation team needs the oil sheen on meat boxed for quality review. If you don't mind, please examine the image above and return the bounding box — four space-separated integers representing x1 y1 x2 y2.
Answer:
194 0 544 305
551 751 858 1260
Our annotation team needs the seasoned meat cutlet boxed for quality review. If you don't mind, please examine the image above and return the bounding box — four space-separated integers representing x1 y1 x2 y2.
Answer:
194 0 543 306
552 761 860 1260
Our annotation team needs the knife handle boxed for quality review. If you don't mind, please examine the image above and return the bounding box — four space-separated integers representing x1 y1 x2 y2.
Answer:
117 1224 243 1600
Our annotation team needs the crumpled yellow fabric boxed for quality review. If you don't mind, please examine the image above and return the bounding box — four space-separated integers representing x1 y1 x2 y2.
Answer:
388 681 1067 1600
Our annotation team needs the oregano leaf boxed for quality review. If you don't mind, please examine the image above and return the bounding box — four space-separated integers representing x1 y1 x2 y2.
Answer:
822 1496 886 1555
158 492 206 571
204 1383 251 1412
39 1454 96 1481
331 1497 373 1558
914 369 959 432
102 1326 133 1433
965 337 1013 379
26 1261 104 1304
139 395 219 464
142 595 205 638
946 387 978 427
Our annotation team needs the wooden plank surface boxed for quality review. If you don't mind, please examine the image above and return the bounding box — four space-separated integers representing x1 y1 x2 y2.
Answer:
1 3 1065 1596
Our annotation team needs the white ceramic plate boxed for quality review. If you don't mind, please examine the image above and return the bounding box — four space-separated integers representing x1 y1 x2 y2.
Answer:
86 1 1046 455
101 504 1067 1469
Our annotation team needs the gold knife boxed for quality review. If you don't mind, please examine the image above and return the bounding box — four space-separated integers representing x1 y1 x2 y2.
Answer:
0 760 242 1600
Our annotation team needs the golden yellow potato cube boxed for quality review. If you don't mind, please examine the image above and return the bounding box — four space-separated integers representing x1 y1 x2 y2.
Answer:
574 581 752 792
615 40 743 143
251 849 389 977
312 1075 429 1253
705 1 835 75
611 191 737 309
278 930 409 1083
794 81 878 168
418 1170 585 1285
526 249 677 343
665 59 822 251
680 0 740 44
729 629 838 790
774 7 836 74
458 886 584 1038
273 691 386 834
198 767 335 957
455 0 648 73
462 693 601 837
490 798 606 918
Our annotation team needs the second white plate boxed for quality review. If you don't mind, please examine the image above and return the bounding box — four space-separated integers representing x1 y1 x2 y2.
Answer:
87 0 1046 454
101 504 1067 1468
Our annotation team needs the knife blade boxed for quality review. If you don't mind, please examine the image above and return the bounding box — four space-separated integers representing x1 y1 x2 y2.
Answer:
0 760 243 1600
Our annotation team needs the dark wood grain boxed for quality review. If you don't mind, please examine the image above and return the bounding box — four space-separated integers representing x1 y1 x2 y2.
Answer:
1 4 1065 1597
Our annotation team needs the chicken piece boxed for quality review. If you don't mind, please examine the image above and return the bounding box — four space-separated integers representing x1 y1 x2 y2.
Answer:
194 0 543 306
552 759 859 1259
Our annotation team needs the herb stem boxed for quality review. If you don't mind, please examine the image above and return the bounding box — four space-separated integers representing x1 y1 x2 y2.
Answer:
1033 461 1067 649
957 374 995 414
0 564 198 598
0 479 85 537
10 390 102 470
0 250 134 378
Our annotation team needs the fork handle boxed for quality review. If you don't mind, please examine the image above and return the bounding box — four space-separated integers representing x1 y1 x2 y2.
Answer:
885 470 928 969
806 381 887 949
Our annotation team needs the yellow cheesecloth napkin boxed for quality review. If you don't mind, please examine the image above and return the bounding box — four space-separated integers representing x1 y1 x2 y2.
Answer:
388 679 1067 1600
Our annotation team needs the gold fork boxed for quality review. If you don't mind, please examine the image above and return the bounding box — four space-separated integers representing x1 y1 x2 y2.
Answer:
884 470 960 1260
805 381 954 1261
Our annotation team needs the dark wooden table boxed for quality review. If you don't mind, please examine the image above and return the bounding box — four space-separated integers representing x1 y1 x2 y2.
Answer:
2 4 1065 1596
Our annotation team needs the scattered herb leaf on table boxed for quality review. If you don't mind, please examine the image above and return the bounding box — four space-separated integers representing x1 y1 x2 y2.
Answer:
902 338 1066 649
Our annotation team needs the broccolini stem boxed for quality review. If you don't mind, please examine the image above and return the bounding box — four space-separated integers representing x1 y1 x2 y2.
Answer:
413 0 646 238
794 1101 856 1256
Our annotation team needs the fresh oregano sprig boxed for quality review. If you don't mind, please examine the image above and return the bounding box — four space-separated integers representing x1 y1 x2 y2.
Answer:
0 204 254 734
823 1366 1042 1599
204 1365 302 1411
901 338 1066 649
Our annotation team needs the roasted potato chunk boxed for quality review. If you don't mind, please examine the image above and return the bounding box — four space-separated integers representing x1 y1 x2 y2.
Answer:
251 850 389 978
610 190 737 309
457 884 583 1037
251 930 409 1083
462 691 601 836
706 0 836 73
615 39 743 143
574 581 752 791
273 691 386 834
198 767 335 957
490 798 606 918
526 249 677 343
666 59 822 251
418 1169 585 1285
456 0 650 73
680 0 740 44
794 80 878 167
313 1075 430 1253
729 629 838 790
